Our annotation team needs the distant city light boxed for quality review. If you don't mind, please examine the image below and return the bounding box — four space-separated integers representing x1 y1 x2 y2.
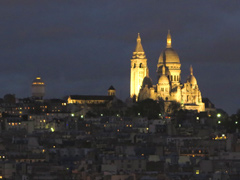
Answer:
217 113 221 118
196 117 199 120
218 121 221 124
71 113 74 117
235 121 238 124
81 115 84 118
51 127 55 132
101 114 103 117
138 113 140 116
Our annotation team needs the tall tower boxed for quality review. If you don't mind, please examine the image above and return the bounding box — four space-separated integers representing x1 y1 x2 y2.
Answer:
130 33 148 100
32 77 45 100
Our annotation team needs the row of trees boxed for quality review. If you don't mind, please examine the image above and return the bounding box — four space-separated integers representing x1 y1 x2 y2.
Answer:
86 98 181 119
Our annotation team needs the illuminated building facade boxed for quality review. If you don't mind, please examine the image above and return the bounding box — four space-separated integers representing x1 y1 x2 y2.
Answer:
32 77 45 100
68 86 115 105
131 31 205 112
130 33 149 100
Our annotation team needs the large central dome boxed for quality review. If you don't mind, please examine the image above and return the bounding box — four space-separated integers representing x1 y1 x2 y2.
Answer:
158 48 180 64
158 30 180 64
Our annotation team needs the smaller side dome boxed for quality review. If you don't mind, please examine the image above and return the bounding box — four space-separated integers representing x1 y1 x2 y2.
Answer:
187 65 197 85
158 65 170 85
187 75 197 85
142 76 153 88
158 75 170 85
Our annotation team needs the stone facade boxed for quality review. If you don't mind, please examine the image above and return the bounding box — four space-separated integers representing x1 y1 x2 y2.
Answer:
131 31 205 112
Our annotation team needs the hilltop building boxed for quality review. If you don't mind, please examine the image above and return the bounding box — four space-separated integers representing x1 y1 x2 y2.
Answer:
68 86 116 105
130 31 205 112
32 77 45 100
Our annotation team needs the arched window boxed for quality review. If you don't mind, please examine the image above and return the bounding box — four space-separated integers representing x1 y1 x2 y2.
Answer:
139 63 143 68
133 63 136 68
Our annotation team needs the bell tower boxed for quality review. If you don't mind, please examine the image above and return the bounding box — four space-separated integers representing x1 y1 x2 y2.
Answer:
130 33 148 101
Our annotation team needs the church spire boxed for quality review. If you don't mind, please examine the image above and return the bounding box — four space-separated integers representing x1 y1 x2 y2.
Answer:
166 30 172 48
135 33 144 52
190 65 193 75
162 65 166 75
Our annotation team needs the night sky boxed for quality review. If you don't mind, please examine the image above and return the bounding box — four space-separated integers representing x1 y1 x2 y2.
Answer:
0 1 239 114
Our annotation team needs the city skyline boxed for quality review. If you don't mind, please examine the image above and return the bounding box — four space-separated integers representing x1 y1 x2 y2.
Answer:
0 1 240 114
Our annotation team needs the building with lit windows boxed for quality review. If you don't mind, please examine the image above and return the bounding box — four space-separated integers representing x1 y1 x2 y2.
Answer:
130 31 205 112
32 77 45 100
67 86 116 105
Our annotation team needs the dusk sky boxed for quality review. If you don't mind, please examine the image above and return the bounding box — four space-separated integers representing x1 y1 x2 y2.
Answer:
0 1 239 114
